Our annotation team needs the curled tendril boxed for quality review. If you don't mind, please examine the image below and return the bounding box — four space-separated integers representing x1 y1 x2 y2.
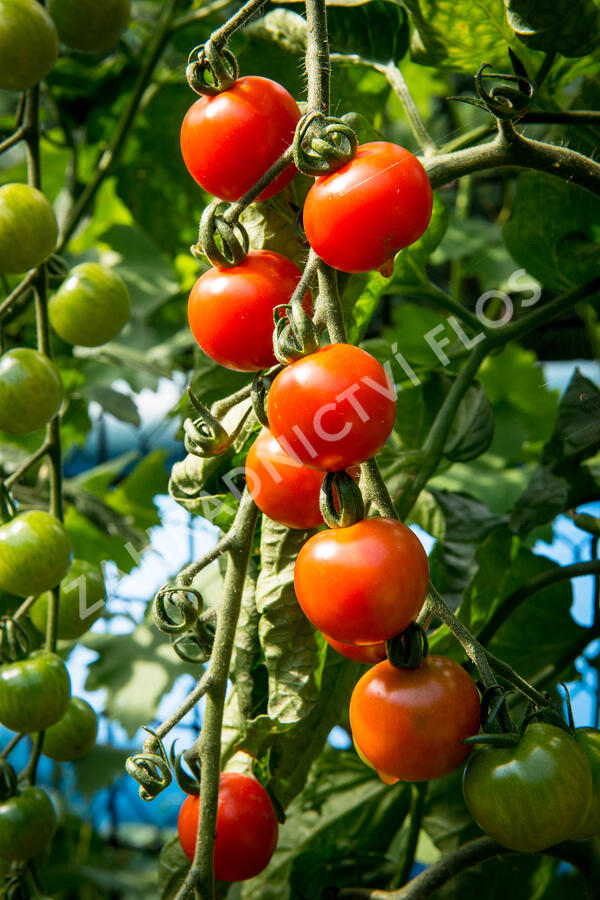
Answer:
251 371 273 428
125 729 172 801
185 41 239 97
449 63 534 121
293 111 358 176
183 387 232 458
170 618 215 664
474 63 534 119
272 303 320 365
386 623 429 671
0 759 18 801
171 744 201 796
195 199 249 268
320 471 365 529
0 617 29 664
152 584 203 635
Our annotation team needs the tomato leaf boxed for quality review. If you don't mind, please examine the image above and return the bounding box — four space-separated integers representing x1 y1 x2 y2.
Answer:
505 0 600 57
443 381 495 462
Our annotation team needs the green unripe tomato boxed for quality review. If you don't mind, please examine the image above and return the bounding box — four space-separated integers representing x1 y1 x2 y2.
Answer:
0 787 56 860
30 559 105 640
49 262 131 347
0 0 58 91
571 727 600 838
0 348 63 434
0 183 58 274
463 722 592 852
42 696 98 761
48 0 130 52
0 650 71 733
0 510 72 598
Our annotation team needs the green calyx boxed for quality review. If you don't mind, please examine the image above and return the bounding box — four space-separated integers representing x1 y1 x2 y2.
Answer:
386 622 429 670
186 41 239 97
196 199 249 268
152 584 203 635
319 470 365 529
293 111 358 176
272 303 320 365
0 617 29 664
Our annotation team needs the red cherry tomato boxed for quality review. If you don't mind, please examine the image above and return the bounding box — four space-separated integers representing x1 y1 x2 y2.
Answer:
180 76 300 202
350 655 481 782
303 141 433 273
245 429 327 529
294 517 429 644
188 250 311 372
324 634 387 664
177 772 278 882
266 343 396 470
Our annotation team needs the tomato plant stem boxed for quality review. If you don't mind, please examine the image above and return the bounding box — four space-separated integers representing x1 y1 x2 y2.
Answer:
337 836 599 899
305 0 330 114
426 122 600 199
175 490 259 900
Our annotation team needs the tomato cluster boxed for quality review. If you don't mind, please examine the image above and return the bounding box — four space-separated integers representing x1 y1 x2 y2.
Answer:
176 61 485 877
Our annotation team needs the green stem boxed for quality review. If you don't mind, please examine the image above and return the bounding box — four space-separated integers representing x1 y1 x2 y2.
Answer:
0 125 28 155
0 271 37 320
207 0 266 47
0 732 24 759
477 559 600 647
154 669 214 741
175 491 259 900
395 342 489 519
4 441 51 490
305 0 330 113
12 594 38 623
317 263 347 342
57 0 180 252
495 276 600 345
376 61 436 154
336 837 599 900
419 585 496 689
361 458 398 519
425 124 600 198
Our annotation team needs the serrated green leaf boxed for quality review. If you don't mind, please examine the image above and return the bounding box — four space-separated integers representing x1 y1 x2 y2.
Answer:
72 744 130 798
157 836 188 900
544 369 600 462
327 1 409 63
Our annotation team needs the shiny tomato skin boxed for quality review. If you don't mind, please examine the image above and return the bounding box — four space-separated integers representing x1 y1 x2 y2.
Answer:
42 696 98 761
0 650 71 734
303 142 433 274
49 262 131 347
0 510 72 598
48 0 130 52
294 517 428 645
0 0 58 92
324 634 387 664
180 76 300 202
0 347 63 434
0 183 58 274
0 787 56 861
267 343 396 471
463 723 592 851
569 727 600 839
188 250 310 372
350 656 481 782
246 429 325 529
178 772 278 882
